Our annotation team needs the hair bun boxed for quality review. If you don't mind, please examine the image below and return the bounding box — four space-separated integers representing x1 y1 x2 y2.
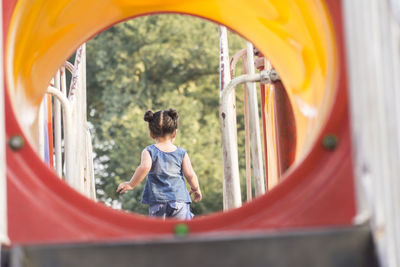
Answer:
144 110 154 122
167 109 178 120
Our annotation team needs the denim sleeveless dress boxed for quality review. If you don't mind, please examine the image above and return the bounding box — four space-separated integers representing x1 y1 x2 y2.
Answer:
142 144 191 205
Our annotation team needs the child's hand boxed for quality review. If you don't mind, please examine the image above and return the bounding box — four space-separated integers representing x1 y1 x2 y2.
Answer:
189 187 202 202
116 182 134 194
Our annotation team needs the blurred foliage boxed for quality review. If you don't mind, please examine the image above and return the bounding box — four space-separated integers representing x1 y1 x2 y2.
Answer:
87 14 249 216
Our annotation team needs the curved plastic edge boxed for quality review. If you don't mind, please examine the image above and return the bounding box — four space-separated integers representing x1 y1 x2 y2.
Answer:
5 0 356 244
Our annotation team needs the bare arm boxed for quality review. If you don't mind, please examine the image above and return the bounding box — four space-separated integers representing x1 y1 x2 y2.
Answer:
182 153 202 202
116 149 152 194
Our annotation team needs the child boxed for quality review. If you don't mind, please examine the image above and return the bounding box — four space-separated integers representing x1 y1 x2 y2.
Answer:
116 109 202 220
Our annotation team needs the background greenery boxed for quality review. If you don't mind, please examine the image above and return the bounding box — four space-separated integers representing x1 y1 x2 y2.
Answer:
86 14 250 215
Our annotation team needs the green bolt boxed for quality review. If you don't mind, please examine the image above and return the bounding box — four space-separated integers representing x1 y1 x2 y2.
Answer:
174 223 189 237
8 135 25 151
322 134 338 150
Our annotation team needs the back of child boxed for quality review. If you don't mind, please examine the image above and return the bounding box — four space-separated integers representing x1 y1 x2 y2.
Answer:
116 109 202 220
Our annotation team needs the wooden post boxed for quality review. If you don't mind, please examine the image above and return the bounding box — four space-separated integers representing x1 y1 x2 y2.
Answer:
343 1 400 266
219 26 241 210
245 42 265 197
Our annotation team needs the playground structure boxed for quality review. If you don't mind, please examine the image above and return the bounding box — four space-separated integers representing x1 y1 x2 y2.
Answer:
43 44 96 199
1 0 400 266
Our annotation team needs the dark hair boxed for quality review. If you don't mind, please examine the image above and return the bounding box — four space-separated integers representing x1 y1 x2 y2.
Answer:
144 109 178 138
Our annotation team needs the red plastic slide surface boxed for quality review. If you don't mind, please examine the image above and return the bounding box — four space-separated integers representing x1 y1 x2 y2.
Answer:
5 0 356 244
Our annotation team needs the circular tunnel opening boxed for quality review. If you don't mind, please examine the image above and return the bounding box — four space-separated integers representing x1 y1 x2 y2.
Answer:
5 0 350 244
86 14 251 216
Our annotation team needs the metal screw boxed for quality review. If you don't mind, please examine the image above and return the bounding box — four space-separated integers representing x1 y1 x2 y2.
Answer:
260 69 280 84
322 134 338 150
260 70 271 84
174 223 189 237
8 135 25 151
269 70 280 82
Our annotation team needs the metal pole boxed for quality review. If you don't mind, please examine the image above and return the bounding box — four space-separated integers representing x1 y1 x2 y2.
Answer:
343 1 400 266
82 44 89 197
220 71 274 209
0 0 9 245
242 56 252 202
219 26 241 210
219 26 231 97
83 45 96 200
54 70 62 178
81 44 87 120
69 45 83 103
229 49 246 78
76 45 85 193
64 61 74 73
38 98 45 160
67 46 83 192
81 43 95 199
245 42 265 197
265 82 279 189
230 49 252 201
230 48 253 202
61 65 67 97
85 127 96 200
261 58 271 191
60 66 67 179
47 86 73 188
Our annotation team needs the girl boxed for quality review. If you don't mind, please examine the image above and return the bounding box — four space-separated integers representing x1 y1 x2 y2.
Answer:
116 109 202 220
